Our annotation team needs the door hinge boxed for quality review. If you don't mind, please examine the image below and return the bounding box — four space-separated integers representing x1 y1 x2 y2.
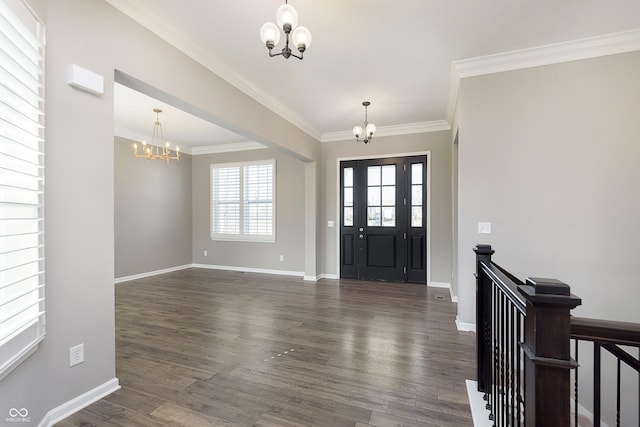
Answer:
403 266 407 274
404 198 407 206
404 164 407 171
404 232 407 240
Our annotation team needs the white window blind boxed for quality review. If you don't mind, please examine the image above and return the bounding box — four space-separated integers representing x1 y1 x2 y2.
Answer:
0 0 46 381
211 160 275 242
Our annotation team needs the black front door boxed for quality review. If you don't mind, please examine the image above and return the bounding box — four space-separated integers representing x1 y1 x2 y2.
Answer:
340 156 427 283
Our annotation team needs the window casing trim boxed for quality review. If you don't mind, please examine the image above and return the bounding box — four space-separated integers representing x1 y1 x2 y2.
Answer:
210 159 276 242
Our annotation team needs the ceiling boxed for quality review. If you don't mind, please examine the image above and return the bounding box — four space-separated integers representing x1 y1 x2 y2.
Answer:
110 0 640 151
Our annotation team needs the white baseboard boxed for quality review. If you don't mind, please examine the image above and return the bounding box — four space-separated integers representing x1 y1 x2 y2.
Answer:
115 264 192 283
303 275 320 281
320 273 339 280
466 380 492 427
192 263 304 277
428 281 450 289
456 316 476 332
428 281 459 302
38 378 120 427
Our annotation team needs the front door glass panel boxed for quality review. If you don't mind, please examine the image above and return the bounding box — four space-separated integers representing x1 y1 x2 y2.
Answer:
367 165 396 227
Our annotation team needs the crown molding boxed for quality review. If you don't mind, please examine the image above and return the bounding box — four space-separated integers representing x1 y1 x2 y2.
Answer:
321 120 450 143
191 141 267 155
105 0 322 141
446 29 640 124
453 29 640 79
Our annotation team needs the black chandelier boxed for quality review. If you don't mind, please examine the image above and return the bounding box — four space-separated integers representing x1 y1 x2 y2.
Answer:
260 0 311 60
353 102 376 144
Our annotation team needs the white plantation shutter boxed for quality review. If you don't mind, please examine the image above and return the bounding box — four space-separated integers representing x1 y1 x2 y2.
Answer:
243 163 273 236
211 166 240 235
0 0 46 380
211 160 275 241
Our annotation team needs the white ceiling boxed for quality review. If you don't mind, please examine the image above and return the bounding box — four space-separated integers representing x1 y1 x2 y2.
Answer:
111 0 640 151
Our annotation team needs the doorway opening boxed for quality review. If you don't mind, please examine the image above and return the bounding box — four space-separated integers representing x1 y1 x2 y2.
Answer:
339 155 427 283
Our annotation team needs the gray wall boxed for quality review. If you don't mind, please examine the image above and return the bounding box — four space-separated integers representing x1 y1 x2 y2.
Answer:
114 137 192 278
457 52 640 325
192 149 306 273
456 51 640 427
320 132 453 284
0 0 320 423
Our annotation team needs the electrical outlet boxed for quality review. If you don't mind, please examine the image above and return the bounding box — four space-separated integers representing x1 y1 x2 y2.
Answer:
69 343 84 367
204 250 208 256
279 255 284 262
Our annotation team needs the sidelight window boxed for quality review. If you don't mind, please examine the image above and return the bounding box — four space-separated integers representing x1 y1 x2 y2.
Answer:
343 167 354 226
411 163 423 227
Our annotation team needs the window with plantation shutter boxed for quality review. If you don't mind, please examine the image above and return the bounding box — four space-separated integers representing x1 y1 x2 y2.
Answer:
211 160 275 242
0 0 46 380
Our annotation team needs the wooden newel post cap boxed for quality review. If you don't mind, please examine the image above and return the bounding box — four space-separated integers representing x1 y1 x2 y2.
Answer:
519 277 582 307
474 244 495 255
525 277 570 295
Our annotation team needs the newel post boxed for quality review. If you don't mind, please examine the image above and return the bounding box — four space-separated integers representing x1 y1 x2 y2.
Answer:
518 278 581 427
474 244 494 393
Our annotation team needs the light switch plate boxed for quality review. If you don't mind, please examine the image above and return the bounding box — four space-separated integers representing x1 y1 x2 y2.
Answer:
478 222 492 234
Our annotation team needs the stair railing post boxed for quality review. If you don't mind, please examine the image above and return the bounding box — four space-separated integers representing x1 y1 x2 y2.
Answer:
518 277 581 427
474 244 494 393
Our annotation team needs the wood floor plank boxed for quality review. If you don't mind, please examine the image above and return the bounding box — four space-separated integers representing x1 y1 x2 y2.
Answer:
56 269 474 426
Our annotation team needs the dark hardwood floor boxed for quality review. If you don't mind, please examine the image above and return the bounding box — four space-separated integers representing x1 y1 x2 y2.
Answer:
57 268 475 427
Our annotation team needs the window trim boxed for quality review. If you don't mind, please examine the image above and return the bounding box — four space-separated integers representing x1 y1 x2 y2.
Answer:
210 159 276 243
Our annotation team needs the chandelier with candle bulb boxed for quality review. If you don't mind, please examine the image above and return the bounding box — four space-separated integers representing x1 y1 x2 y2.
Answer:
133 108 180 162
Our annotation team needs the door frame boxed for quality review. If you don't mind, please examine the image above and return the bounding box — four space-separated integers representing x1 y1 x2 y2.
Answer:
335 151 432 284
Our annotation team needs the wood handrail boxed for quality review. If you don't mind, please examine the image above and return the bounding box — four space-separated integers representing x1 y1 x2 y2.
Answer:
479 261 526 314
571 316 640 347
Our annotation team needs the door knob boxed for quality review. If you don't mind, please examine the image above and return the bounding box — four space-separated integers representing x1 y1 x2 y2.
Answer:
359 234 364 239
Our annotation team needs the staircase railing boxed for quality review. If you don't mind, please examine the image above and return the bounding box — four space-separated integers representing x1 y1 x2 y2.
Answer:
474 245 640 427
570 317 640 426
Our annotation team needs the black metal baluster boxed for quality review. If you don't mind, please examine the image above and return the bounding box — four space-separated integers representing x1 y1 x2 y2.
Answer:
516 312 522 426
492 282 497 424
500 290 505 426
616 357 620 427
498 290 502 426
500 292 509 426
574 339 579 427
510 304 515 427
594 343 601 427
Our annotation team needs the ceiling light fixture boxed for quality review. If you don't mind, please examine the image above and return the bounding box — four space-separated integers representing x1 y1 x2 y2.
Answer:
353 101 376 144
260 0 311 60
133 108 180 162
